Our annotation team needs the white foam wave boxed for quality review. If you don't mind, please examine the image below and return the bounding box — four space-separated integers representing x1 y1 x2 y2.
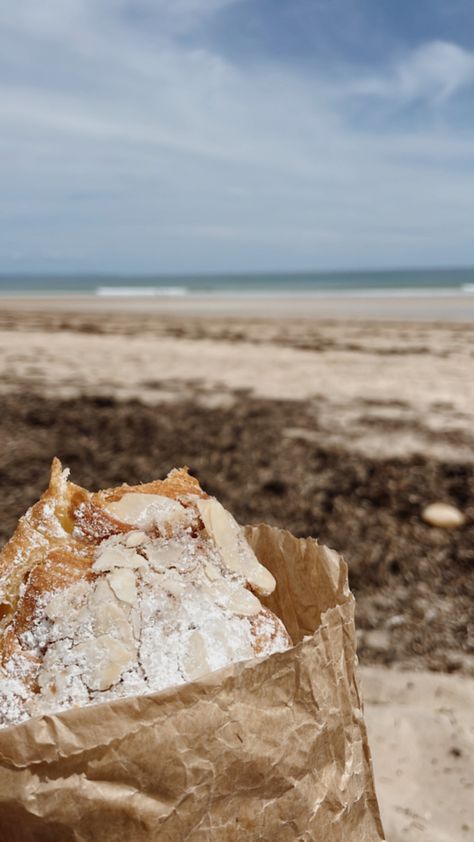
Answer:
96 286 188 297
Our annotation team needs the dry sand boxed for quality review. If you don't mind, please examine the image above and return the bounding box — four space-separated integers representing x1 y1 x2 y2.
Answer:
0 300 473 842
362 666 474 842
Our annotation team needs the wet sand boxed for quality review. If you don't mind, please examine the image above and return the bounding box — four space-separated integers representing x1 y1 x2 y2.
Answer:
2 290 474 320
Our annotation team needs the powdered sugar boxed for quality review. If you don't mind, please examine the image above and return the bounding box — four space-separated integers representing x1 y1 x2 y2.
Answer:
0 496 290 728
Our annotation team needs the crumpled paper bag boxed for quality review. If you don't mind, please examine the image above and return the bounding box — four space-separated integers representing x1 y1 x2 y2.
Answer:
0 524 385 841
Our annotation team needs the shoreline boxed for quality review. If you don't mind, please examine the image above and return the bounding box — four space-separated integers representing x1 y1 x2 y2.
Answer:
1 291 474 320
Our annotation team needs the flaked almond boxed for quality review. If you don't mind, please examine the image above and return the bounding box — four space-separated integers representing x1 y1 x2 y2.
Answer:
203 579 262 617
204 562 221 581
130 607 141 641
93 545 146 573
144 542 188 571
74 634 135 691
93 601 135 648
105 493 189 531
197 498 276 596
89 576 115 607
181 630 210 681
125 530 148 548
162 574 186 598
108 568 137 605
239 545 276 597
227 587 262 617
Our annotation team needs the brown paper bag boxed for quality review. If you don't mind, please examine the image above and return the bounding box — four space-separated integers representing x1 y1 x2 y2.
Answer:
0 525 385 841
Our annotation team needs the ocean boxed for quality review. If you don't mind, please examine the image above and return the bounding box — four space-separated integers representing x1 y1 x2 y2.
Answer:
0 267 473 297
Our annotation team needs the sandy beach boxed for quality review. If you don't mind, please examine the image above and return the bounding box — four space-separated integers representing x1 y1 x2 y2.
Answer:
0 298 473 841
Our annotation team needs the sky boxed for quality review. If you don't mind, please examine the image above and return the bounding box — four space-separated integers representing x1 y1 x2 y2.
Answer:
1 0 474 275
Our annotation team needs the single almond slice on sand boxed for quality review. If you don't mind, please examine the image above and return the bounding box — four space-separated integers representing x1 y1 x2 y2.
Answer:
197 498 275 596
422 502 465 529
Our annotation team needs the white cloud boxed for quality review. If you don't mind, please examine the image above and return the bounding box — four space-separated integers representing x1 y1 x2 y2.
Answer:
0 4 474 272
143 0 244 30
352 40 474 102
0 0 243 38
